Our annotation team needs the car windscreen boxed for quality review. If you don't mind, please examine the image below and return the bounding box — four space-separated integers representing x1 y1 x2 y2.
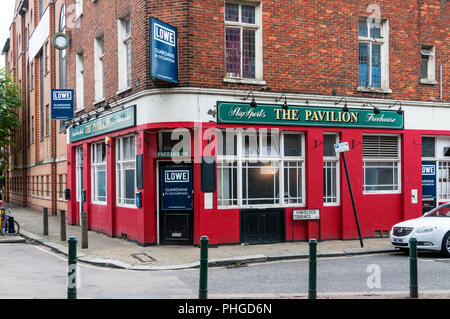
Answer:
424 204 450 217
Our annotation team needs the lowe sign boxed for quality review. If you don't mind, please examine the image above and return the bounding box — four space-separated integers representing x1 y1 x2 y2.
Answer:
150 17 178 83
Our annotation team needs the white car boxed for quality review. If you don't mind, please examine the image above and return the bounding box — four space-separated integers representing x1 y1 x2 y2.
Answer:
390 203 450 257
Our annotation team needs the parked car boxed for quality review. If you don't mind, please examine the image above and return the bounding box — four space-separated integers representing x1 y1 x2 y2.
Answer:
390 203 450 257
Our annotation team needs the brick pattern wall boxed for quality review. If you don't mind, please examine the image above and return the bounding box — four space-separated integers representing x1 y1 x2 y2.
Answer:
68 0 448 117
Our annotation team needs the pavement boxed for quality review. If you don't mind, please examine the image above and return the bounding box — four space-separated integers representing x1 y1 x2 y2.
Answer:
1 204 399 271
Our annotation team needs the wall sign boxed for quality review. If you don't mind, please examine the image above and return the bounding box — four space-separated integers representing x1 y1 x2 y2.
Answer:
161 166 193 210
217 102 404 129
293 209 320 220
150 17 178 83
51 89 74 120
422 161 436 199
69 105 136 142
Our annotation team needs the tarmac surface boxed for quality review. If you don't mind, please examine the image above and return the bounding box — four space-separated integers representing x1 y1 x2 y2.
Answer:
1 204 397 270
2 205 450 299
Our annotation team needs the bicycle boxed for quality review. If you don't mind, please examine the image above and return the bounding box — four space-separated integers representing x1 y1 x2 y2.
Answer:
0 206 20 236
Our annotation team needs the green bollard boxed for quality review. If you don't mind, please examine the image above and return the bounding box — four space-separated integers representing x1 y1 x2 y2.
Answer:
68 236 77 299
199 236 209 299
409 237 418 298
308 238 317 299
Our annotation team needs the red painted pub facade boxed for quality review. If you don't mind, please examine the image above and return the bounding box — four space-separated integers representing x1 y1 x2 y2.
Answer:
64 0 449 246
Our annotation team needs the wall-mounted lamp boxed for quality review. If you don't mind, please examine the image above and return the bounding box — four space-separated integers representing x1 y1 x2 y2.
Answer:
103 96 117 111
363 103 381 114
243 91 257 108
389 101 404 115
78 118 84 125
275 94 288 110
95 110 100 119
86 113 92 121
335 97 349 112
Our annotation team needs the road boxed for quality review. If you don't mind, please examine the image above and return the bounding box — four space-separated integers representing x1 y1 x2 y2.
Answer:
1 243 450 299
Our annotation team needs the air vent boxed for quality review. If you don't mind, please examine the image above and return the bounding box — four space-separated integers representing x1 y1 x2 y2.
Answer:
363 135 399 158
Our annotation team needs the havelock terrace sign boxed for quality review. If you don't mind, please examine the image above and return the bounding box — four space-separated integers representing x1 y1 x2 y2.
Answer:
217 102 404 129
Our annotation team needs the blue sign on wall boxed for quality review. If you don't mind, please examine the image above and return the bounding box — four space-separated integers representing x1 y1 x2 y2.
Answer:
161 167 193 210
51 89 74 120
422 161 437 199
150 17 178 83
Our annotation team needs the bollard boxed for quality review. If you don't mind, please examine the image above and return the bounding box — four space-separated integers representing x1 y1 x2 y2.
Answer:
43 207 48 236
199 236 209 299
60 210 66 242
409 237 418 298
67 236 77 299
308 238 317 299
81 212 88 249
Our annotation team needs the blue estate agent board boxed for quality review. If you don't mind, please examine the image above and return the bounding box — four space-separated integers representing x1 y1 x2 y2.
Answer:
422 161 437 199
161 167 193 210
150 17 178 83
51 89 74 120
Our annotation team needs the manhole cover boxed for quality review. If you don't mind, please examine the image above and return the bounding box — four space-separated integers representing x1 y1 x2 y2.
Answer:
131 253 157 263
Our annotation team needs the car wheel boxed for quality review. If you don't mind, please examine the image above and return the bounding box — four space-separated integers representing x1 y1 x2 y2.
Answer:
441 232 450 258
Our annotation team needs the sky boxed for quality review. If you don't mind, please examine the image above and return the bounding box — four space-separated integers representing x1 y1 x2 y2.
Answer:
0 0 17 68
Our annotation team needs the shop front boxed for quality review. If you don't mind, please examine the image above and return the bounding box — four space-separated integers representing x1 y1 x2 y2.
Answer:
66 93 450 246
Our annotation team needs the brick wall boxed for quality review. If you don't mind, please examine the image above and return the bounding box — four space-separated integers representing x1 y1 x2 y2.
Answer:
67 0 449 117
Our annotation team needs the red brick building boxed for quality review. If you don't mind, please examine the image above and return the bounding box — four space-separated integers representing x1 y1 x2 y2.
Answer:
7 0 450 246
2 0 68 215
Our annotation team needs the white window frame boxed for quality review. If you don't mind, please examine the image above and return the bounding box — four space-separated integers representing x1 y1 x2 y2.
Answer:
91 142 107 204
75 0 83 19
223 1 264 85
94 36 105 102
420 45 437 85
117 17 132 93
362 134 401 194
75 52 84 112
116 135 137 208
323 133 340 206
357 17 391 93
217 129 305 209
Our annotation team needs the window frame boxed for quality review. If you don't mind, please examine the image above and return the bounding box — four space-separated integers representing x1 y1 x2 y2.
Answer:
323 133 340 206
91 142 107 205
217 129 305 209
420 45 437 85
94 36 105 102
116 135 137 208
357 17 390 93
362 134 401 194
223 2 264 84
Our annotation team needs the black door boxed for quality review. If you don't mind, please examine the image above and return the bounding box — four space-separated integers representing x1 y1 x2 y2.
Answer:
159 163 194 244
240 209 286 244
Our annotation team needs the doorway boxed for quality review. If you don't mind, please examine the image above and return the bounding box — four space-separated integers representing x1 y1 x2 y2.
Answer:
158 163 194 244
75 146 84 224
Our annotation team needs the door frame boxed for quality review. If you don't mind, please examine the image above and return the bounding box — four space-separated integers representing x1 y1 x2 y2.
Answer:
156 160 194 245
75 146 84 225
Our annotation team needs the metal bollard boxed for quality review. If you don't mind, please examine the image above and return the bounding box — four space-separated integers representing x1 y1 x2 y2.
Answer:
60 210 66 242
81 212 88 249
409 237 418 298
199 236 209 299
67 236 77 299
43 207 48 236
308 238 317 299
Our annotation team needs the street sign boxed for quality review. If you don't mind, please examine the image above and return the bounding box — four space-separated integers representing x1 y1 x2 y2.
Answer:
293 209 320 220
51 89 74 120
334 142 349 153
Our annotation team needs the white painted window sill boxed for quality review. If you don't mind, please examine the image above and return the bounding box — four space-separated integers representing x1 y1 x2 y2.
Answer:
116 86 132 96
420 79 437 85
223 77 266 86
93 98 105 106
357 86 392 94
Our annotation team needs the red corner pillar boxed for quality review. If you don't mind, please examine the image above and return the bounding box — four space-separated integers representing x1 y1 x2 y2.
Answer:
402 131 422 221
105 137 116 236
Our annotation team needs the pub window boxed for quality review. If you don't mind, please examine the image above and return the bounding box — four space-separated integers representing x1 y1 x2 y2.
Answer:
116 135 137 206
323 134 339 205
91 142 107 203
363 135 401 193
217 129 305 208
437 137 450 201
